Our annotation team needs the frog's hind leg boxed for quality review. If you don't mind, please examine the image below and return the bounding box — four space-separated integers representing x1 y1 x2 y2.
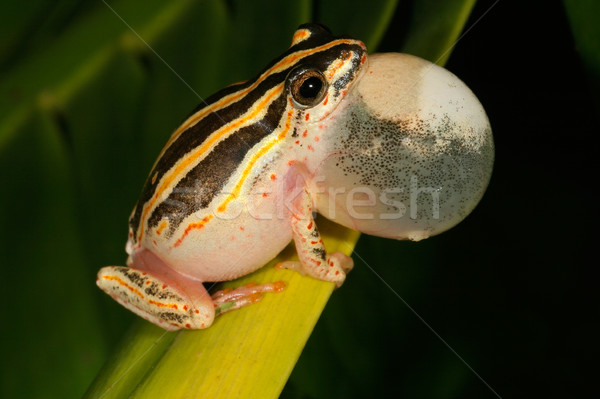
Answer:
277 187 354 287
97 265 287 330
97 265 215 331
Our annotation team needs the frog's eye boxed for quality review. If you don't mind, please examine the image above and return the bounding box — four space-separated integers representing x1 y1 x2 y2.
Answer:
288 67 328 108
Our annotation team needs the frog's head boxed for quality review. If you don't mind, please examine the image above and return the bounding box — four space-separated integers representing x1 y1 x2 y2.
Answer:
279 23 368 122
312 53 495 241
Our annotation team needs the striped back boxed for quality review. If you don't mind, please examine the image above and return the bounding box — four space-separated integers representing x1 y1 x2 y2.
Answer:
129 24 367 245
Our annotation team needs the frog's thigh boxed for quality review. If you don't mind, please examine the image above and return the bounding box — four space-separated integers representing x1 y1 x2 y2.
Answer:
280 187 353 287
97 266 214 330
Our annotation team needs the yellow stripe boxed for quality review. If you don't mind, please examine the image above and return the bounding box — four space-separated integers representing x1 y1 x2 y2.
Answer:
138 84 284 243
217 106 295 213
171 105 295 248
156 220 168 235
158 39 358 157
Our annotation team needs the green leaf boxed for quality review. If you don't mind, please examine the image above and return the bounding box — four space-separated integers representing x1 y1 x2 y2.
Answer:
401 0 478 64
126 223 358 399
317 0 399 49
83 322 175 399
563 0 600 105
84 222 359 399
0 0 195 150
0 99 106 398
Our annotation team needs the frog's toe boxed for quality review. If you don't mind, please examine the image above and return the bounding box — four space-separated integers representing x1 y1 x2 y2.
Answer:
212 281 286 316
275 260 305 275
323 252 353 287
276 253 353 287
328 251 354 274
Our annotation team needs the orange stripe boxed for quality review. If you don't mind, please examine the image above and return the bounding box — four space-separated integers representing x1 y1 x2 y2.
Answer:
137 85 284 243
102 275 179 309
173 215 213 248
148 300 178 310
291 29 310 45
156 220 168 235
217 107 295 213
102 275 144 299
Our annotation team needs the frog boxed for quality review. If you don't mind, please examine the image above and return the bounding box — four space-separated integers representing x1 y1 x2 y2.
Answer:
97 23 494 331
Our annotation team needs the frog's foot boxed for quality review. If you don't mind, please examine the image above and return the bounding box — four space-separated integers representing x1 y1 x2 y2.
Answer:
212 281 286 317
97 266 215 331
276 251 353 287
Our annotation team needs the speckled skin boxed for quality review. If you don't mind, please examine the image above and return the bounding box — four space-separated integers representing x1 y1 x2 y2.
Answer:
314 54 493 241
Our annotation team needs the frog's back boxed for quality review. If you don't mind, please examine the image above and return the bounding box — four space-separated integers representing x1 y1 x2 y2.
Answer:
126 24 367 256
127 82 285 244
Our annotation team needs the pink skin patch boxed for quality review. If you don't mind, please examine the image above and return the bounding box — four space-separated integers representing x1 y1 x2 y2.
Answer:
130 249 211 307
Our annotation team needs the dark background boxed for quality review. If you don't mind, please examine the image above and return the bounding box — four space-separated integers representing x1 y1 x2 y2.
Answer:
286 0 598 397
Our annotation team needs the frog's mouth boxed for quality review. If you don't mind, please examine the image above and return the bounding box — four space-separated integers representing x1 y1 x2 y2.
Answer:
312 53 494 241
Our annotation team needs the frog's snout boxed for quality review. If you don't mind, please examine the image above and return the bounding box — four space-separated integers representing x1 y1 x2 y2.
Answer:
315 53 494 240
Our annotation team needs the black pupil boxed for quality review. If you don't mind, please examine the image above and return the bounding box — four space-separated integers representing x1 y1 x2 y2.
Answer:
299 76 323 99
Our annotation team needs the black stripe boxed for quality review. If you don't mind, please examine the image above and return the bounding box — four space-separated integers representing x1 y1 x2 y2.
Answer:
147 93 289 236
149 42 363 195
181 81 249 120
153 73 288 177
128 76 286 238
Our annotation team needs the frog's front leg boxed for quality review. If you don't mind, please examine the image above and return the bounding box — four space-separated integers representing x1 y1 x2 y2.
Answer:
278 186 354 287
